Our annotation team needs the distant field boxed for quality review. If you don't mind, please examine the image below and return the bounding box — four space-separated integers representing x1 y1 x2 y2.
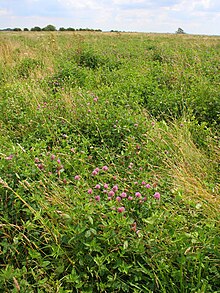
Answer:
0 31 219 292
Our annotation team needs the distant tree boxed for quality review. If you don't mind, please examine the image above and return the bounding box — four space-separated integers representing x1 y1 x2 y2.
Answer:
23 28 29 31
176 28 186 34
66 27 75 31
42 24 56 31
59 27 66 31
13 28 22 31
31 26 42 31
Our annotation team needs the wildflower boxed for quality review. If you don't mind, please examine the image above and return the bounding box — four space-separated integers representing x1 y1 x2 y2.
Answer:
153 192 160 200
142 181 146 185
35 157 40 163
145 184 151 189
134 181 138 185
104 183 109 189
70 148 75 153
6 154 13 160
135 192 141 198
118 207 125 213
108 190 115 197
37 163 44 170
63 179 67 184
51 154 55 160
116 196 122 202
95 167 100 172
93 97 98 102
112 185 118 192
92 170 98 176
88 188 93 194
95 195 100 202
57 159 61 164
134 123 138 127
95 184 101 189
128 196 133 200
143 197 147 201
121 192 127 198
74 175 80 180
102 166 108 171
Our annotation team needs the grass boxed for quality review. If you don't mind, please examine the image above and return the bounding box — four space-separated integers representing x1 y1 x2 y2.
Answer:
0 31 219 292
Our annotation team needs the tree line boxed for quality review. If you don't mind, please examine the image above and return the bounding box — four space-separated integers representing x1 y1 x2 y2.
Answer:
0 24 102 32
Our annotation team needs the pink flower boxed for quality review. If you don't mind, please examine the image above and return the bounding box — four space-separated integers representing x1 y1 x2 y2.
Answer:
145 184 151 189
70 148 75 153
108 190 115 197
142 181 146 185
135 192 141 198
102 166 108 171
112 185 118 192
6 154 13 160
93 97 98 102
116 196 121 202
108 196 112 200
128 196 133 200
143 197 147 201
104 183 109 189
74 175 80 180
51 154 55 160
88 188 93 194
95 195 100 201
57 159 61 164
121 192 127 198
95 167 100 172
37 163 44 170
118 207 125 213
35 157 40 163
134 181 138 185
92 170 98 176
134 123 138 127
95 184 101 189
153 192 160 200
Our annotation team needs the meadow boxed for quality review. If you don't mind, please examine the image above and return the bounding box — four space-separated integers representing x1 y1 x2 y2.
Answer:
0 31 219 292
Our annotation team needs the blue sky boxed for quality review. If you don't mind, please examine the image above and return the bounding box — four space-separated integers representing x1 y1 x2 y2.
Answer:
0 0 219 35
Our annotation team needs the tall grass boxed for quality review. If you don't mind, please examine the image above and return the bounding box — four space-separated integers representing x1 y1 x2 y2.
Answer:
0 31 219 292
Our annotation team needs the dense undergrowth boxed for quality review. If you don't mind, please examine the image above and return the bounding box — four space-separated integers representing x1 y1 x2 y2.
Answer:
0 31 219 292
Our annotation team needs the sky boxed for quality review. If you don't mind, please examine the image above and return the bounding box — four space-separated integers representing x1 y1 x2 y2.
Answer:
0 0 219 35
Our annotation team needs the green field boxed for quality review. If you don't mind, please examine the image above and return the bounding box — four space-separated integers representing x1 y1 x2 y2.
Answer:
0 31 219 292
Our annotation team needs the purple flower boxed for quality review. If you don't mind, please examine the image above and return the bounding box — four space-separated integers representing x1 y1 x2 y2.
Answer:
51 154 55 160
95 195 100 202
145 184 151 189
104 183 109 189
74 175 80 180
108 190 115 197
57 159 61 164
112 185 118 192
6 154 13 160
37 163 44 170
142 181 146 185
118 207 125 213
102 166 108 171
153 192 160 200
95 167 100 172
128 196 133 200
95 184 101 189
92 170 98 176
121 192 127 198
116 196 122 202
35 157 40 163
88 188 93 194
135 192 141 198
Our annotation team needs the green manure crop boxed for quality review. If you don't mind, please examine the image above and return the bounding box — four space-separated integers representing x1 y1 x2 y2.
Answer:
0 31 219 292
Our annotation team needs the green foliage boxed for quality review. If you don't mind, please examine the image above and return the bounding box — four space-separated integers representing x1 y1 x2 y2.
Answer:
0 31 219 292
